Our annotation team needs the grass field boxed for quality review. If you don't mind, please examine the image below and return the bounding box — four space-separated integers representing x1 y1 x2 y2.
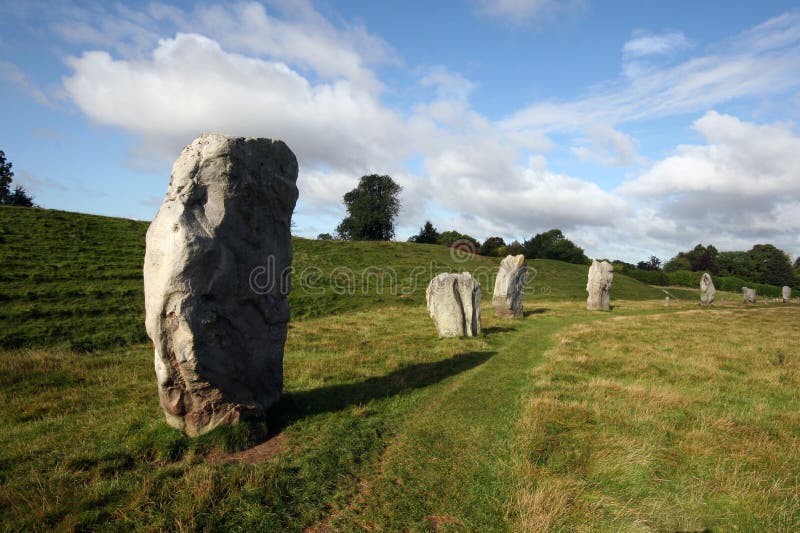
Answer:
0 206 665 351
1 206 798 531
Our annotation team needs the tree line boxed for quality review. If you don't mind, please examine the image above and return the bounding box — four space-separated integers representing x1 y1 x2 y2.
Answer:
619 243 797 288
317 174 589 264
0 150 35 207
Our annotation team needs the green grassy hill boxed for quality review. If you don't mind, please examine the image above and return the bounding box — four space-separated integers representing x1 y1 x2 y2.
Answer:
0 206 664 350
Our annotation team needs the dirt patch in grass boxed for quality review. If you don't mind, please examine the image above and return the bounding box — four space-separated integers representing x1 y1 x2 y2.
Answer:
205 432 287 465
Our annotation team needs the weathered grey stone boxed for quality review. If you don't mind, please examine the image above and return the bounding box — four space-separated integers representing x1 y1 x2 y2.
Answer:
664 296 670 308
144 133 299 436
700 273 716 306
742 287 757 304
783 286 791 302
586 260 613 311
426 272 481 337
492 255 527 318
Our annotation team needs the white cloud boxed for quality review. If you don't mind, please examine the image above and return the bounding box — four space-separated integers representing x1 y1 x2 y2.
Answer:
571 125 639 166
623 111 800 198
623 30 689 58
419 66 477 101
617 111 800 254
63 33 409 182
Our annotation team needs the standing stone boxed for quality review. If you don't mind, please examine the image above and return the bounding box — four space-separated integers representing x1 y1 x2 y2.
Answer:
742 287 757 304
664 296 670 308
426 272 482 337
586 260 614 311
144 134 299 436
492 255 528 318
783 286 791 303
700 273 716 306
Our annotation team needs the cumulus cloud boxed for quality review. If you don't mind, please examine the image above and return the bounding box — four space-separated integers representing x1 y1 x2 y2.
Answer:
618 111 800 254
63 33 409 179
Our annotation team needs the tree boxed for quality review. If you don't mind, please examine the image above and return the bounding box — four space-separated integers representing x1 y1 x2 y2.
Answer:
317 233 333 240
522 229 589 265
636 256 661 271
717 251 755 279
409 220 440 244
748 244 794 286
0 150 34 207
663 254 691 272
506 240 524 256
664 244 718 273
336 174 401 241
437 230 479 249
479 236 506 257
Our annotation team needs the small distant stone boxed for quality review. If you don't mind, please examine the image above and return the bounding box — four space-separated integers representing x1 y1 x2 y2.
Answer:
492 254 527 318
782 286 791 303
426 272 482 337
742 287 757 304
586 260 613 311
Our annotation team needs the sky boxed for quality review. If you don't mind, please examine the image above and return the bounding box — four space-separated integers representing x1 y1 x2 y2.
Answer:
2 0 800 263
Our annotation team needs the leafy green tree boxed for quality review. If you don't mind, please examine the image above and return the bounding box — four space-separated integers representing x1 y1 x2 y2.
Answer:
409 220 440 244
748 244 794 286
664 244 718 273
336 174 401 241
317 233 333 240
522 229 589 265
479 236 506 257
437 230 479 249
663 255 691 272
717 251 755 279
0 151 34 207
636 256 661 271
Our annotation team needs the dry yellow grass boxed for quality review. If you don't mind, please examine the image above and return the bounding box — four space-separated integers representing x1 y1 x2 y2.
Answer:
511 306 800 532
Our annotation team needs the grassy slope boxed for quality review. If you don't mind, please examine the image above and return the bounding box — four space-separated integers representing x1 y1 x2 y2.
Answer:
0 206 664 350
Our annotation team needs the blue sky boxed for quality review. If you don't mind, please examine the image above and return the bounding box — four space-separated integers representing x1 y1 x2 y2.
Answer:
2 0 800 262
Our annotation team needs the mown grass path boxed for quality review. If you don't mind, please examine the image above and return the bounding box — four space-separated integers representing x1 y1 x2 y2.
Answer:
318 305 619 530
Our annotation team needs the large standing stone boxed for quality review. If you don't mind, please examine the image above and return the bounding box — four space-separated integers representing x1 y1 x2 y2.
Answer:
700 273 716 306
586 260 613 311
742 287 757 304
426 272 482 337
492 255 528 318
783 286 792 303
144 134 299 436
